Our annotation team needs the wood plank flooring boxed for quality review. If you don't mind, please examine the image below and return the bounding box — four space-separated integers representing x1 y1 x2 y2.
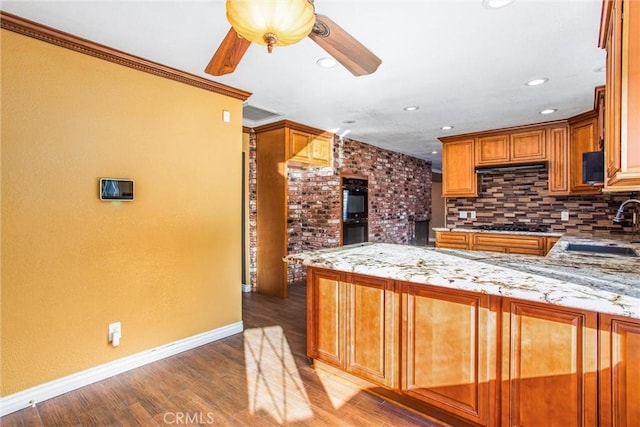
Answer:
1 283 444 426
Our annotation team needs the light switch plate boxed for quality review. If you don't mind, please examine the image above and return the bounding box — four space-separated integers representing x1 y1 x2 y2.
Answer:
561 210 570 221
459 211 468 219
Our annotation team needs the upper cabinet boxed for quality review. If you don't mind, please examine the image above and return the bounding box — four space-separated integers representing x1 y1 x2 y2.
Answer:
442 139 477 197
600 0 640 191
288 128 333 167
475 130 546 166
568 111 602 195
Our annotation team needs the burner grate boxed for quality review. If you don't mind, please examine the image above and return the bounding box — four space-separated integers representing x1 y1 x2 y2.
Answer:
473 224 550 233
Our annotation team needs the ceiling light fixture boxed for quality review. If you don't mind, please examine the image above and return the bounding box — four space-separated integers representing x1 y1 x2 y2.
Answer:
226 0 315 53
483 0 515 9
526 78 549 86
403 106 420 112
431 150 438 155
441 125 454 130
317 57 337 68
540 108 557 115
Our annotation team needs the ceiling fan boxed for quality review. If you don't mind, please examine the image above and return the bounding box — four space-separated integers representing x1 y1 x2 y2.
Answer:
205 0 382 77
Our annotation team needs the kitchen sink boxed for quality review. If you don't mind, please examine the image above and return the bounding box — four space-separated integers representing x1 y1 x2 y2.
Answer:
565 243 637 257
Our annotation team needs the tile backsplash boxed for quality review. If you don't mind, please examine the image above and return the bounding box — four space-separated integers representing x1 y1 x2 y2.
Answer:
446 170 638 234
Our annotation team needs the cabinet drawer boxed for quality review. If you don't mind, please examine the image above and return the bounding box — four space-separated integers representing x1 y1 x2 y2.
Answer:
472 233 545 255
435 232 470 249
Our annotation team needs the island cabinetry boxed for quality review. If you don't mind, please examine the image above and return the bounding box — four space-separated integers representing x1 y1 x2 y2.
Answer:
400 282 498 426
500 298 598 426
600 0 640 191
442 139 477 197
598 314 640 426
435 230 556 256
475 130 546 166
306 268 398 388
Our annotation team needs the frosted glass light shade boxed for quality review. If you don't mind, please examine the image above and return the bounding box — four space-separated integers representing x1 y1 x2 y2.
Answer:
226 0 316 52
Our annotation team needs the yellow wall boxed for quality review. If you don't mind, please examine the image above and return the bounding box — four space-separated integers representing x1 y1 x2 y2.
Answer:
1 30 244 395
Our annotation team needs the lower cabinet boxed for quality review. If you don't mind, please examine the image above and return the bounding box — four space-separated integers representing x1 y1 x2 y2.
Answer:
599 314 640 426
500 298 598 426
435 230 558 256
401 282 498 426
307 267 639 426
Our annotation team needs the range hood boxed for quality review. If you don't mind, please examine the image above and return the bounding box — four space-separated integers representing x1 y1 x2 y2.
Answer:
475 163 547 174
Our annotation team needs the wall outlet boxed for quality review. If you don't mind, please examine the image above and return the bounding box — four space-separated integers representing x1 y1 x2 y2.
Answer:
470 211 476 219
108 322 122 346
459 211 468 219
561 210 570 221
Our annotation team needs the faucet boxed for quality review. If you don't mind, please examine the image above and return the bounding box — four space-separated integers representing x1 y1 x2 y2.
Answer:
613 199 640 223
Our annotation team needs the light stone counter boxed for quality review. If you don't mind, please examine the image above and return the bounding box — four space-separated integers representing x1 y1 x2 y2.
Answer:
284 235 640 319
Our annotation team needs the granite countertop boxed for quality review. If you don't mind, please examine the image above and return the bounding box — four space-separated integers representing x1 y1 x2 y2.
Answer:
284 233 640 319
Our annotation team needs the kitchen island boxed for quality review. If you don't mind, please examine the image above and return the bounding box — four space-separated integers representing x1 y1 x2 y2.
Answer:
285 236 639 426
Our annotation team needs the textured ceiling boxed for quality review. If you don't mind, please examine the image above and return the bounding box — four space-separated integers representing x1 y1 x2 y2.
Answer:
1 0 606 171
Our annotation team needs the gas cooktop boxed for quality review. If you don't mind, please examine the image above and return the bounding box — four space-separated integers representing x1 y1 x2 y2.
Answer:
472 224 550 233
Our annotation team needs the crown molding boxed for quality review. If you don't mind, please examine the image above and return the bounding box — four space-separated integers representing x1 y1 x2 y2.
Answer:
0 11 251 101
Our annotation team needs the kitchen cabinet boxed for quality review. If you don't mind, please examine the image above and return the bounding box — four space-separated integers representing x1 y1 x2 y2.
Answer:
435 229 470 249
435 230 557 256
307 268 398 388
254 120 335 298
568 111 602 195
600 0 640 192
401 282 498 426
500 298 598 426
288 128 333 166
475 130 546 166
441 139 477 197
547 126 571 195
598 314 640 426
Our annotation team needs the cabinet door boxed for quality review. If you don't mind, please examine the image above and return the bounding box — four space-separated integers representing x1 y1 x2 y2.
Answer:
288 129 311 163
402 282 498 426
442 139 478 197
435 231 470 249
599 314 640 426
501 299 597 426
307 268 345 367
476 134 510 166
310 134 333 166
346 274 398 388
510 130 546 163
547 126 570 195
569 116 601 194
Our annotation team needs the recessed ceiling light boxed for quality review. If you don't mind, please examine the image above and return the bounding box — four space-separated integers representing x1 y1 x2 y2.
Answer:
316 57 337 68
526 78 549 86
440 125 454 130
483 0 515 9
403 106 419 111
431 150 438 155
540 108 557 115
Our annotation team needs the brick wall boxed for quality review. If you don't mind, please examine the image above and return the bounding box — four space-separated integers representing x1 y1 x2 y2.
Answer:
446 169 639 233
249 132 433 288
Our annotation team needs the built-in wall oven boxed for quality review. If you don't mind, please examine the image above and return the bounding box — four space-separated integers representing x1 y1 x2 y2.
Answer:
342 178 368 245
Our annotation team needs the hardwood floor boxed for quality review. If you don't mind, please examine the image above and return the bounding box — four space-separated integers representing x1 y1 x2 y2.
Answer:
1 283 444 426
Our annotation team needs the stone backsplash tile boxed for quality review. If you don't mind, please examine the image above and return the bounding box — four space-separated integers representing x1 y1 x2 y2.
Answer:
446 170 638 233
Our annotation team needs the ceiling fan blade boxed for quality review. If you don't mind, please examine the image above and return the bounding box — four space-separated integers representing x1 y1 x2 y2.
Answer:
205 27 251 76
308 14 382 76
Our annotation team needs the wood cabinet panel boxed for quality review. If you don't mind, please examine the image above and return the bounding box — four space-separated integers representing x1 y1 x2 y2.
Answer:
601 0 640 191
442 139 477 197
435 230 471 249
598 314 640 426
307 268 345 367
510 130 546 162
476 134 510 166
569 114 601 195
401 283 497 426
310 134 333 165
472 233 545 256
501 299 597 426
288 129 312 163
346 274 397 388
547 126 571 195
287 129 333 166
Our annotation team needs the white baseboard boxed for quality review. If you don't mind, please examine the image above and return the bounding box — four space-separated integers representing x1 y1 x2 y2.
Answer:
0 321 243 417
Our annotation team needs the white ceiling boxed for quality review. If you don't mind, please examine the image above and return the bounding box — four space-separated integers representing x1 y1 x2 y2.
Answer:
1 0 606 171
